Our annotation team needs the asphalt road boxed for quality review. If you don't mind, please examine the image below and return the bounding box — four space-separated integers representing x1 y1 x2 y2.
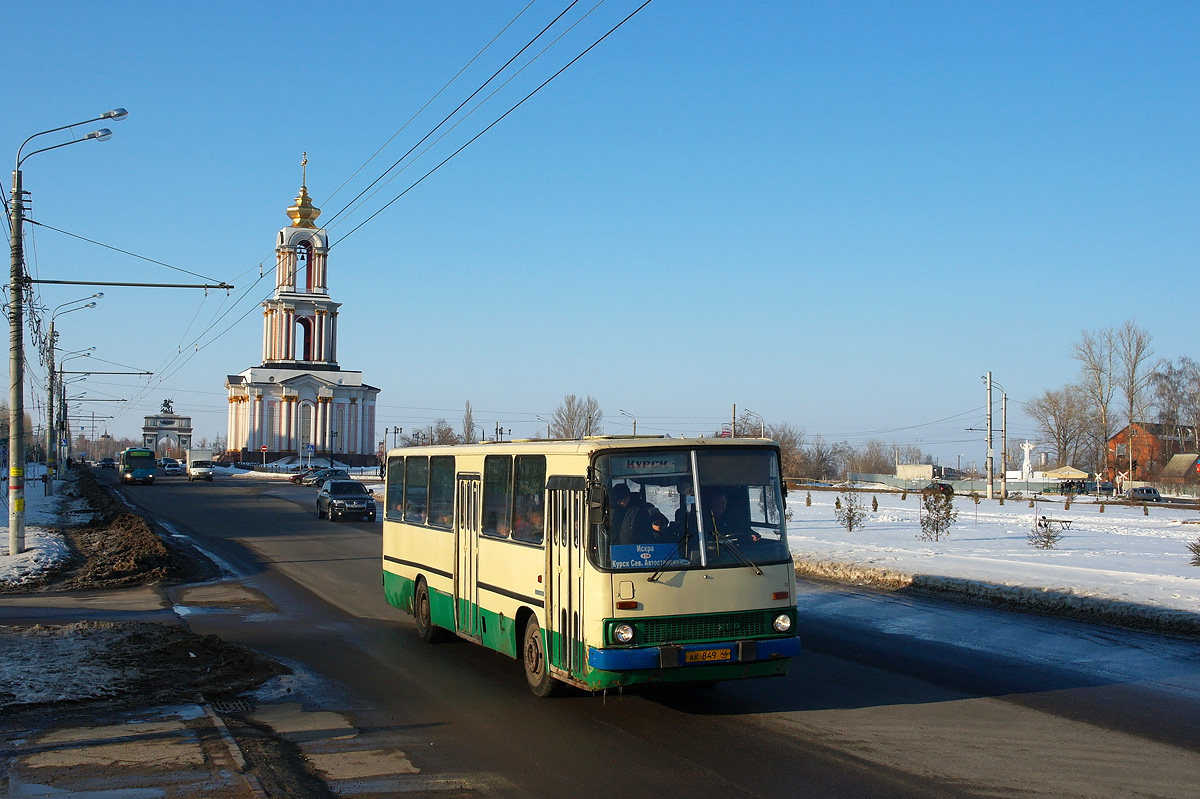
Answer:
109 470 1200 798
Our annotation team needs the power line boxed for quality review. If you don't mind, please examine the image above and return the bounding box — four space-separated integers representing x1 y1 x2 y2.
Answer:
332 0 655 248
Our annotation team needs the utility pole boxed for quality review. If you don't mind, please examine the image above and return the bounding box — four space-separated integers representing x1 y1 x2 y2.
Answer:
731 404 737 438
985 371 994 500
9 166 28 553
1000 392 1008 499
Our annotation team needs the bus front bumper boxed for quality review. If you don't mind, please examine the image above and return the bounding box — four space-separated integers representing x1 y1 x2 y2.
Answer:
587 636 801 671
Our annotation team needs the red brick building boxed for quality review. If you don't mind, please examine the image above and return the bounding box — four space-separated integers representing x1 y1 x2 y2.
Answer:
1106 423 1193 482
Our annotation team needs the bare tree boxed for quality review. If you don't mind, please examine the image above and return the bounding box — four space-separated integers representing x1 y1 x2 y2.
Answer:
1116 319 1155 446
1026 384 1091 468
550 395 603 439
462 400 476 444
845 439 893 476
1152 356 1200 452
433 418 460 445
1072 326 1117 471
801 436 841 481
765 422 805 477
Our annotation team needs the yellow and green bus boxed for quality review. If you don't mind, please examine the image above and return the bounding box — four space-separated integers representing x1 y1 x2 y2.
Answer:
382 437 800 696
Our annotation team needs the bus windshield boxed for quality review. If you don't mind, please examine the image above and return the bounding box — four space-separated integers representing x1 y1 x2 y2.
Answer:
122 452 155 470
592 447 790 572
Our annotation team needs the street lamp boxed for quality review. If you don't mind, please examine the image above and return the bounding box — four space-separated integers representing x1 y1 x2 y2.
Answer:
44 296 101 492
536 415 551 439
618 409 637 436
9 108 127 556
744 409 766 439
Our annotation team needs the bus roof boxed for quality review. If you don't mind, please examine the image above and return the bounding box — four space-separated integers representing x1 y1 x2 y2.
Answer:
384 436 779 459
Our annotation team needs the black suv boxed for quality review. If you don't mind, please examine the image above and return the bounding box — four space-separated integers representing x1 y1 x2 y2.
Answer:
316 480 377 522
99 458 116 469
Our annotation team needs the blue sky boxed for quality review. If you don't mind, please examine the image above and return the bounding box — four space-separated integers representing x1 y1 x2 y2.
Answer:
5 1 1197 466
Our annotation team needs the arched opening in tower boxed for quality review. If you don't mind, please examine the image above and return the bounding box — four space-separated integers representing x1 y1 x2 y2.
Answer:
296 240 314 293
296 316 314 361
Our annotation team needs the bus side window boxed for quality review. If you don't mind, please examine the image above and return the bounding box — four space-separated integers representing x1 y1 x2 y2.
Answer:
386 456 404 520
428 456 454 529
405 456 429 525
511 455 547 544
482 455 512 538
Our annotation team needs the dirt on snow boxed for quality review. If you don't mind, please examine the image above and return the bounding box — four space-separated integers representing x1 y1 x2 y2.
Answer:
0 470 285 715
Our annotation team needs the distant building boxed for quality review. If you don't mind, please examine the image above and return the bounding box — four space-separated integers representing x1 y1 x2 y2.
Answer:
224 161 379 465
1106 422 1198 482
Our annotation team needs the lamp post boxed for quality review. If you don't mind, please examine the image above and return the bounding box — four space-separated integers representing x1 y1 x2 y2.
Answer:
392 426 400 448
330 431 338 468
44 297 101 493
744 409 766 439
9 108 126 556
536 415 551 440
618 409 637 436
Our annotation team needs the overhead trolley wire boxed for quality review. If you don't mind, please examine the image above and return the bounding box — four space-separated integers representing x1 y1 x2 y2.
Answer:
322 0 584 230
332 0 654 248
323 0 540 210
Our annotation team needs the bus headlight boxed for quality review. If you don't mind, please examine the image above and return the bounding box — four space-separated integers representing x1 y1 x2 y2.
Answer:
772 614 792 633
613 623 634 644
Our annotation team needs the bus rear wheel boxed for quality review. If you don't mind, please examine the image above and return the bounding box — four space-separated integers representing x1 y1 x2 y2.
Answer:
523 618 559 698
415 579 447 643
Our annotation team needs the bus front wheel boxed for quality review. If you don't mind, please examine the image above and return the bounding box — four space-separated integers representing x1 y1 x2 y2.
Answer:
415 579 447 643
523 618 559 698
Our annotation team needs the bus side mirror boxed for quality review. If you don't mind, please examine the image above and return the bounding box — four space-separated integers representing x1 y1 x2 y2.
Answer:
588 486 608 526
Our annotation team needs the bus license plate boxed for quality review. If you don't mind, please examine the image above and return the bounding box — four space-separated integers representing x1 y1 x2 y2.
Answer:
685 648 731 663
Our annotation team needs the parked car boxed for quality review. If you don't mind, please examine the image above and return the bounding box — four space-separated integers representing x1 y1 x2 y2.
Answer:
922 482 954 496
98 458 116 469
290 467 322 484
1126 486 1162 502
162 458 184 476
316 480 376 521
301 468 349 487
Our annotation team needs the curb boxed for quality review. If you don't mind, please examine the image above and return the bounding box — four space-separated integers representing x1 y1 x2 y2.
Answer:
793 558 1200 637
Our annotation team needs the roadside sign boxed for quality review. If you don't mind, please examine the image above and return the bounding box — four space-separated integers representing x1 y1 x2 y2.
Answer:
260 445 268 452
307 444 314 453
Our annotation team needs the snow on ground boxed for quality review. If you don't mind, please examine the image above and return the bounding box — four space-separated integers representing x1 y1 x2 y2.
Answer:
788 489 1200 619
0 468 83 587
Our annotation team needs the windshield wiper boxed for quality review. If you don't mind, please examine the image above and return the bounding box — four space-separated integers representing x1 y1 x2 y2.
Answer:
709 514 763 575
648 521 692 583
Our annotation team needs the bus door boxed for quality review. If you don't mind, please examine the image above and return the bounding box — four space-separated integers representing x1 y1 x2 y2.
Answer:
546 476 587 680
454 473 482 641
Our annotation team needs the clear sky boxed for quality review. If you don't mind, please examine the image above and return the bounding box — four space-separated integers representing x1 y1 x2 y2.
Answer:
4 1 1197 466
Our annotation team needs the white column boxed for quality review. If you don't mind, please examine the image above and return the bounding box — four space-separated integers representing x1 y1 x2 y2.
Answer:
254 396 264 450
319 395 328 451
227 399 235 453
285 395 295 448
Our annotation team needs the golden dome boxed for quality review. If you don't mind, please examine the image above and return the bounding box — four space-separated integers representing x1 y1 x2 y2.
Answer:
286 185 321 228
286 152 321 228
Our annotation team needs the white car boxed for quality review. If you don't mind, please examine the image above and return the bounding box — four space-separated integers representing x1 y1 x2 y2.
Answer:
162 459 184 476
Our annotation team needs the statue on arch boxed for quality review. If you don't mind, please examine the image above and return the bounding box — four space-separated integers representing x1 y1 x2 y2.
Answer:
161 399 175 415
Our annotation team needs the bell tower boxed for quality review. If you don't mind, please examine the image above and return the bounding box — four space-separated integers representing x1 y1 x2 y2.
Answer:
225 154 380 466
262 154 340 367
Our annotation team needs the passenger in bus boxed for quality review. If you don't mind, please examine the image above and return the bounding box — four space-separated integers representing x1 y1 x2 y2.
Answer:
610 483 654 546
513 507 544 543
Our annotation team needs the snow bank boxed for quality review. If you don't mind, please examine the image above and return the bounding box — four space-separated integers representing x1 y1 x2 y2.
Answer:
0 478 79 587
789 490 1200 630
